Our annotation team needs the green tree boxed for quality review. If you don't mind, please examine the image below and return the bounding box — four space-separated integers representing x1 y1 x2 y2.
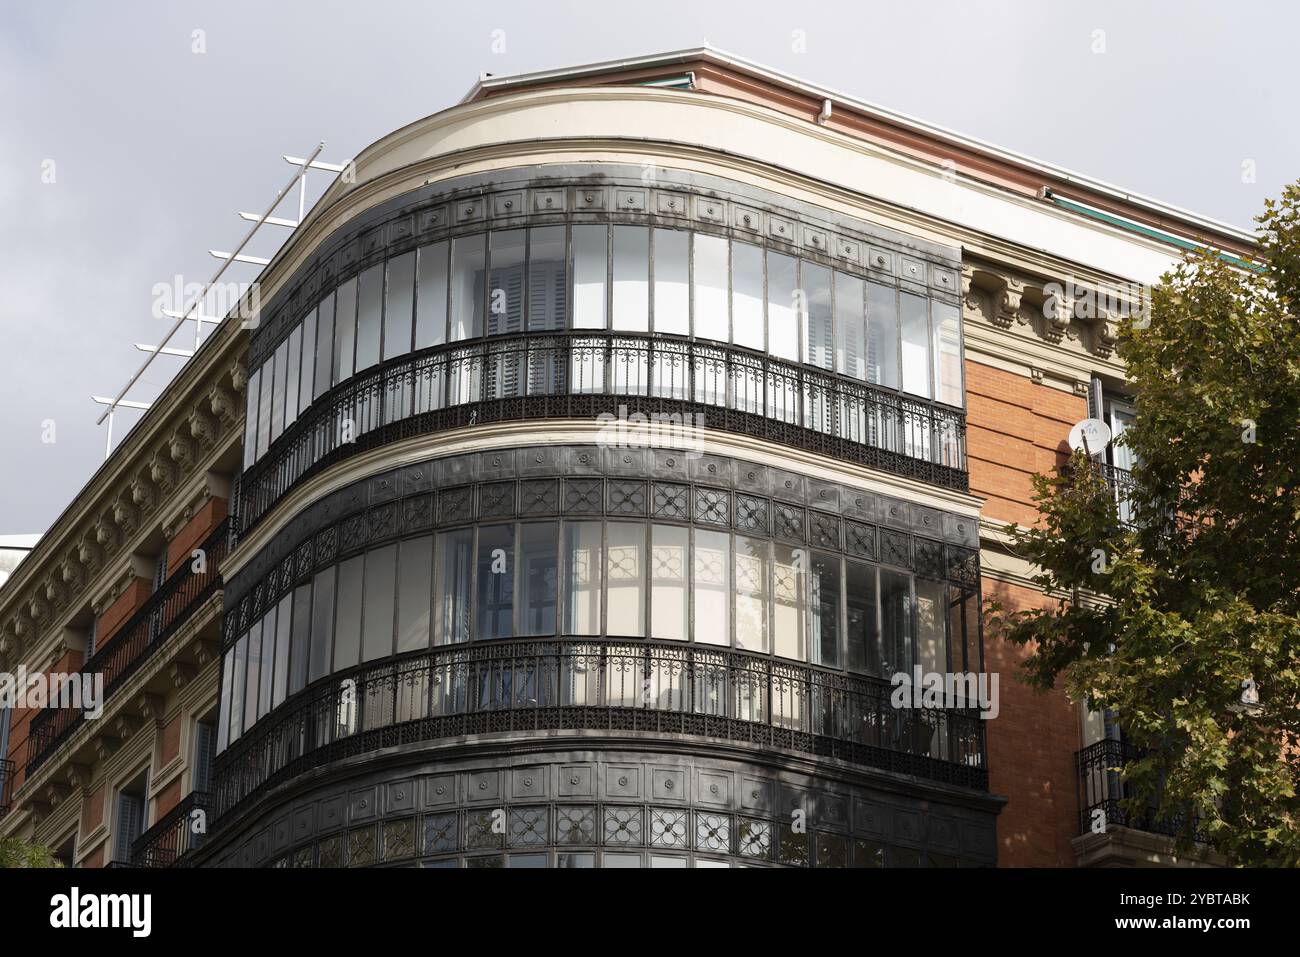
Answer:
990 184 1300 867
0 835 65 868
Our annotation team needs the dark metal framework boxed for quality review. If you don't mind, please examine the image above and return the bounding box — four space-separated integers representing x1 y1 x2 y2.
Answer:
237 332 967 535
0 757 13 820
1076 738 1205 843
130 790 212 867
212 638 988 826
25 519 231 774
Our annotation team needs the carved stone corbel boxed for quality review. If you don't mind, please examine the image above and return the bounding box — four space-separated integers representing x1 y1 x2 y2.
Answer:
149 451 176 492
65 763 92 790
1094 309 1120 359
112 496 139 537
115 713 141 741
229 360 248 395
95 512 120 550
1041 288 1074 343
171 429 196 470
136 693 164 721
992 277 1024 329
208 383 238 426
130 474 157 512
171 661 196 688
93 734 121 763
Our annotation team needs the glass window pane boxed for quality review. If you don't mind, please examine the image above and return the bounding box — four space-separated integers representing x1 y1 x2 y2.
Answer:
314 292 335 399
269 339 288 443
298 309 316 415
734 535 769 653
284 325 302 429
355 263 383 371
564 521 602 635
528 226 566 331
606 522 645 637
653 229 689 335
650 524 688 641
451 234 486 341
866 283 899 390
255 357 273 460
845 560 880 675
802 263 834 369
384 251 416 360
519 522 559 636
693 529 730 645
767 252 799 361
810 551 841 667
572 224 607 329
434 529 472 644
880 569 913 676
732 242 764 350
362 544 397 662
309 567 335 683
259 606 276 719
915 578 948 676
229 634 247 742
334 555 365 671
900 292 931 398
290 583 312 696
217 651 233 751
333 278 357 383
835 274 866 379
273 593 292 709
476 524 514 639
488 229 526 336
693 234 728 342
612 226 649 331
245 618 263 729
396 535 433 653
773 543 807 661
932 300 962 406
415 241 449 349
242 367 260 469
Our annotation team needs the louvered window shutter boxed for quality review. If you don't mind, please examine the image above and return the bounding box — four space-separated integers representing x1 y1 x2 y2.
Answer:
115 793 144 862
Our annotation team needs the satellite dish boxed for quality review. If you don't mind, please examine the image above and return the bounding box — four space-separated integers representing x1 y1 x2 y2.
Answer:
1068 418 1112 456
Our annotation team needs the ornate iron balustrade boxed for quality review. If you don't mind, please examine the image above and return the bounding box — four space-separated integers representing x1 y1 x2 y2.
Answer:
236 333 967 538
0 758 13 820
1076 738 1205 843
25 519 230 775
130 790 212 868
212 638 987 826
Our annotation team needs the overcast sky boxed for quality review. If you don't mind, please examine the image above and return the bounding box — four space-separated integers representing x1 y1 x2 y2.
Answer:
2 0 1297 534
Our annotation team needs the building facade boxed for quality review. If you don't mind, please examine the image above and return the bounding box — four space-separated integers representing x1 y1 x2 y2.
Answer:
0 49 1250 868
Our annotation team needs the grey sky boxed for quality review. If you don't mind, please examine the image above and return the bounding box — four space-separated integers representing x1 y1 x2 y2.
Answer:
2 0 1297 534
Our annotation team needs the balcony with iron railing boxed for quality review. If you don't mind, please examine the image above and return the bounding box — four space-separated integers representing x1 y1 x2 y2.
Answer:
236 332 967 538
0 758 13 820
130 790 211 867
211 637 988 829
24 519 230 776
1076 737 1205 843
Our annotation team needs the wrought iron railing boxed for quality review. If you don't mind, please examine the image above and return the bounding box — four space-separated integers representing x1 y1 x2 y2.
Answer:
130 790 211 868
0 758 13 820
1076 738 1205 843
236 332 967 538
212 638 988 826
25 519 230 774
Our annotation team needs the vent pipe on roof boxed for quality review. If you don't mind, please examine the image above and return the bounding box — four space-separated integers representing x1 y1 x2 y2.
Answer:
817 98 833 125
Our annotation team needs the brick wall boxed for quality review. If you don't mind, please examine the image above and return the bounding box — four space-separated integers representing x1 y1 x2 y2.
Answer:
166 497 227 577
95 577 153 645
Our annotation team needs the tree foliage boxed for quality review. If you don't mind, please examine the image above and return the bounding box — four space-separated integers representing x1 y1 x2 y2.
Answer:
990 183 1300 866
0 835 65 868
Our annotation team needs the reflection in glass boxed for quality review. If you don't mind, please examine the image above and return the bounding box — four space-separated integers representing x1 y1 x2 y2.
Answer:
273 593 292 709
414 241 449 349
242 368 260 469
244 619 262 730
693 234 728 342
693 529 730 645
732 242 764 350
217 651 233 751
880 568 913 675
396 535 433 653
564 521 602 636
845 560 880 675
612 226 649 332
734 535 769 653
255 355 273 460
767 252 799 361
802 263 834 370
519 522 558 636
434 529 472 644
476 524 514 639
487 229 526 336
773 543 807 661
290 583 312 696
334 555 364 670
650 524 688 641
810 551 841 667
258 606 276 721
527 226 566 331
309 567 335 683
284 326 302 430
384 251 415 360
866 283 899 390
572 224 607 329
355 263 384 371
298 309 316 417
835 274 866 380
229 634 247 742
333 277 357 384
932 301 962 407
314 291 335 399
915 578 948 677
900 291 931 399
451 234 486 341
653 229 689 335
606 522 645 637
362 544 397 662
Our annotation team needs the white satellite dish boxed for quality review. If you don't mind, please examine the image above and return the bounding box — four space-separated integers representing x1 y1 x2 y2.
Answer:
1068 418 1112 456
